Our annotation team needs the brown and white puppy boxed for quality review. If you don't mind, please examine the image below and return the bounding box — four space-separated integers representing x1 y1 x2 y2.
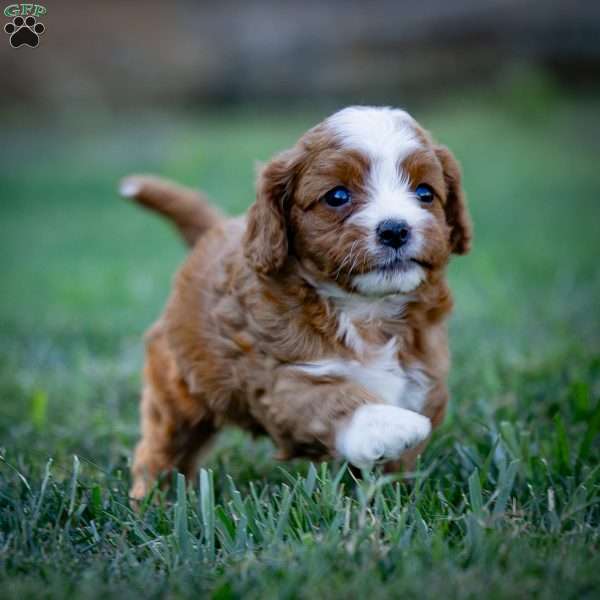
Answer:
121 106 472 499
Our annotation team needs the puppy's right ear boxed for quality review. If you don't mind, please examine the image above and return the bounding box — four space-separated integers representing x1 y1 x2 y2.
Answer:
244 149 301 274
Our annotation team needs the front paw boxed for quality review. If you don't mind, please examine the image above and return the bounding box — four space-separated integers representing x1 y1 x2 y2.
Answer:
335 404 431 468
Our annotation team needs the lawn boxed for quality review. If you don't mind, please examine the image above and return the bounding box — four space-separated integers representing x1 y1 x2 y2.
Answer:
1 88 600 599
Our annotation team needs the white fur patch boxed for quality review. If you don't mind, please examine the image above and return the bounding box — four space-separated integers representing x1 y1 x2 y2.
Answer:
327 106 418 159
119 178 142 197
352 264 426 295
336 404 431 468
308 277 413 321
296 339 430 412
295 272 430 411
336 311 366 354
297 339 403 405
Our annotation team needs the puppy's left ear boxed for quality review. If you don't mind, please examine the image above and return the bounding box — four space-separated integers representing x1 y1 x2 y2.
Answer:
243 149 300 274
435 145 472 255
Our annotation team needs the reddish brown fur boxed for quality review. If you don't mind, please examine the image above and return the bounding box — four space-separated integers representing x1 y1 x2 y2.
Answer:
125 114 472 499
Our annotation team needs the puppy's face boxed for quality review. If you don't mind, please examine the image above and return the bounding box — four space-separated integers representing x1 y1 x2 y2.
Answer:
244 107 472 296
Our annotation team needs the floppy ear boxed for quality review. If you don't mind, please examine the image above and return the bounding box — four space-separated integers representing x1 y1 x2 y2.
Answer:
435 145 472 255
243 150 300 274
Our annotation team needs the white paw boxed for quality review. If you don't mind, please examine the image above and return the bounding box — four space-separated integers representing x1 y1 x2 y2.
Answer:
335 404 431 468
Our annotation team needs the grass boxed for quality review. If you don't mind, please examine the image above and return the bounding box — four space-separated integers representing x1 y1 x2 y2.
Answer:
1 88 600 598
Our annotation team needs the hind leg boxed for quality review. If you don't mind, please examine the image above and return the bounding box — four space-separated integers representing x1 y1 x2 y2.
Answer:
130 325 217 500
130 384 217 499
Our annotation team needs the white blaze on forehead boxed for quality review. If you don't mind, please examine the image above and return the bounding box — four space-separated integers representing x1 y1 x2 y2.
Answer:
326 106 419 158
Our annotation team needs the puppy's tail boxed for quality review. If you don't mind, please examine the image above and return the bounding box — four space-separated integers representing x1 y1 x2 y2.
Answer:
119 174 222 247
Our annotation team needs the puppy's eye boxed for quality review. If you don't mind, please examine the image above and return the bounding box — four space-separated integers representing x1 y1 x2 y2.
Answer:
415 184 435 203
322 186 351 208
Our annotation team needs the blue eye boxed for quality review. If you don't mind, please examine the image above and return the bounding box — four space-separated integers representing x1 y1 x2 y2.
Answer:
322 186 351 208
415 184 435 203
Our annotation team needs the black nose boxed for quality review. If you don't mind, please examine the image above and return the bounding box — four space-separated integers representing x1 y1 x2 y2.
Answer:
376 220 411 249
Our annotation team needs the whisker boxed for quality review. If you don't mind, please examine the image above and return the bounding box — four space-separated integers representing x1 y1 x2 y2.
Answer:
335 240 359 279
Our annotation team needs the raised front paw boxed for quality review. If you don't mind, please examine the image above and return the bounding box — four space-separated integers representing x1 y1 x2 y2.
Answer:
336 404 431 468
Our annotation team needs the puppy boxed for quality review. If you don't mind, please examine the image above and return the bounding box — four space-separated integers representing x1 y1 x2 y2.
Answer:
121 106 472 499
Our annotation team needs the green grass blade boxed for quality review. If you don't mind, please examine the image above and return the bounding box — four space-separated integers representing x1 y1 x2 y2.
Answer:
199 468 215 560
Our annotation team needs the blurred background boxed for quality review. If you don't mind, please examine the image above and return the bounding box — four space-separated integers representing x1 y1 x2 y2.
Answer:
0 0 599 469
2 0 599 111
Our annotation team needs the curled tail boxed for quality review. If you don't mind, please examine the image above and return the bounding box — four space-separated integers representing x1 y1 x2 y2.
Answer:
119 174 222 247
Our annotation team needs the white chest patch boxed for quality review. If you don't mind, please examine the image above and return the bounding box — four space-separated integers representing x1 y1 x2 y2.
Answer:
296 331 430 413
295 277 431 412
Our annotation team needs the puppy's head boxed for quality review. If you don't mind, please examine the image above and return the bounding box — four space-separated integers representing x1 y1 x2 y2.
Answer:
244 106 472 296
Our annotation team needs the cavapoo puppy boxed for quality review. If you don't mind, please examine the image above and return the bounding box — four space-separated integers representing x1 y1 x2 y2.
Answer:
121 106 472 499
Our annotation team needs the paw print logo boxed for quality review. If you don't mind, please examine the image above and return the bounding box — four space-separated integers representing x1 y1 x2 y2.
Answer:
4 15 45 48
